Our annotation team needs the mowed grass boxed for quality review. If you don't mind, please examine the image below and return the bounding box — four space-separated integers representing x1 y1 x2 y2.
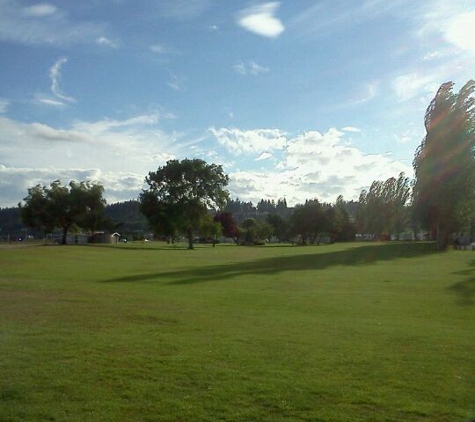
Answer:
0 241 474 422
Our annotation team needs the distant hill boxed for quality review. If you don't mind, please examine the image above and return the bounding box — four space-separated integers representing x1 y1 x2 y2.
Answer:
105 200 150 239
0 207 24 240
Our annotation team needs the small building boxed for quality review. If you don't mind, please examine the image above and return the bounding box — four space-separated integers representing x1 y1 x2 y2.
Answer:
88 232 113 244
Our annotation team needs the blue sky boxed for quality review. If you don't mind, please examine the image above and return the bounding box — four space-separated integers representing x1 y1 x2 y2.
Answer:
1 0 474 207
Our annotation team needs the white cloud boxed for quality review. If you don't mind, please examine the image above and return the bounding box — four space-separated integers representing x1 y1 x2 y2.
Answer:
255 152 273 161
0 0 108 45
233 62 247 75
36 96 68 107
23 3 58 17
0 113 191 206
392 72 439 103
0 116 413 207
96 37 118 49
210 127 287 155
342 126 361 133
167 73 186 91
233 61 269 76
151 44 166 54
237 2 285 38
223 127 412 205
49 57 76 104
444 11 475 54
249 61 269 75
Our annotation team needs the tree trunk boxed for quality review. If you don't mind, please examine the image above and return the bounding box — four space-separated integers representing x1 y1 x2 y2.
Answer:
61 226 69 245
436 224 449 251
187 228 194 250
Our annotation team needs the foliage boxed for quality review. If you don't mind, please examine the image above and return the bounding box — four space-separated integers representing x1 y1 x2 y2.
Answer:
139 158 229 249
224 197 290 223
333 195 356 241
18 180 107 244
198 214 222 246
266 213 289 242
413 80 475 250
105 200 149 238
289 200 330 245
357 173 411 239
239 217 272 245
214 212 240 243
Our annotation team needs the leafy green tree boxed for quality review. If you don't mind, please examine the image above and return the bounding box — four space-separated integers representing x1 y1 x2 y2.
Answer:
199 214 222 247
391 173 411 239
289 200 327 245
240 217 272 245
357 173 411 239
332 195 355 241
412 80 475 250
266 213 289 242
19 180 106 244
139 159 229 249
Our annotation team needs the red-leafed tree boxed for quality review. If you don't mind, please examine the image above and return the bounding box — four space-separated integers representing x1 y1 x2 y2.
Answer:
214 212 240 244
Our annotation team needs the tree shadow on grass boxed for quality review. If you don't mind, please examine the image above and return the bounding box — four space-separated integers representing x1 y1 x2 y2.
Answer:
449 260 475 305
103 242 437 285
83 243 190 252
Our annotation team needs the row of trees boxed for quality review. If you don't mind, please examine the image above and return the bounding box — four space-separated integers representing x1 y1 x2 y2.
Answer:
213 195 356 247
357 173 411 240
17 80 475 250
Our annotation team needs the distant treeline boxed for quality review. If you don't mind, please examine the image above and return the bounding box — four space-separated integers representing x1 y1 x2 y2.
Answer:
0 197 358 241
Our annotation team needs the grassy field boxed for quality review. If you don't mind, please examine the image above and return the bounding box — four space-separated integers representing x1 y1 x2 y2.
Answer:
0 241 474 421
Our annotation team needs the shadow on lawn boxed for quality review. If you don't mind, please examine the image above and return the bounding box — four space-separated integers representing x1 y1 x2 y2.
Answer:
103 242 437 285
450 260 475 305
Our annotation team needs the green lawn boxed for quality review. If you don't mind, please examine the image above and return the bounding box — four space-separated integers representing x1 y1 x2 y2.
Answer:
1 241 474 421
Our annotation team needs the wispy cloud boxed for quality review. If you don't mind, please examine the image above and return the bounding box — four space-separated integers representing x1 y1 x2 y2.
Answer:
210 127 287 155
233 61 270 76
0 0 108 45
36 96 68 108
0 112 189 205
255 152 274 161
151 44 166 54
290 0 408 39
342 126 361 133
49 57 76 104
167 73 186 91
151 0 211 20
233 62 247 75
22 3 58 17
237 2 285 38
392 72 439 103
96 36 118 49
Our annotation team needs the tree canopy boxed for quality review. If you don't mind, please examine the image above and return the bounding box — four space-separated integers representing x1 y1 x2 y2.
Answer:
412 80 475 250
19 180 107 244
139 158 229 249
357 173 411 240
